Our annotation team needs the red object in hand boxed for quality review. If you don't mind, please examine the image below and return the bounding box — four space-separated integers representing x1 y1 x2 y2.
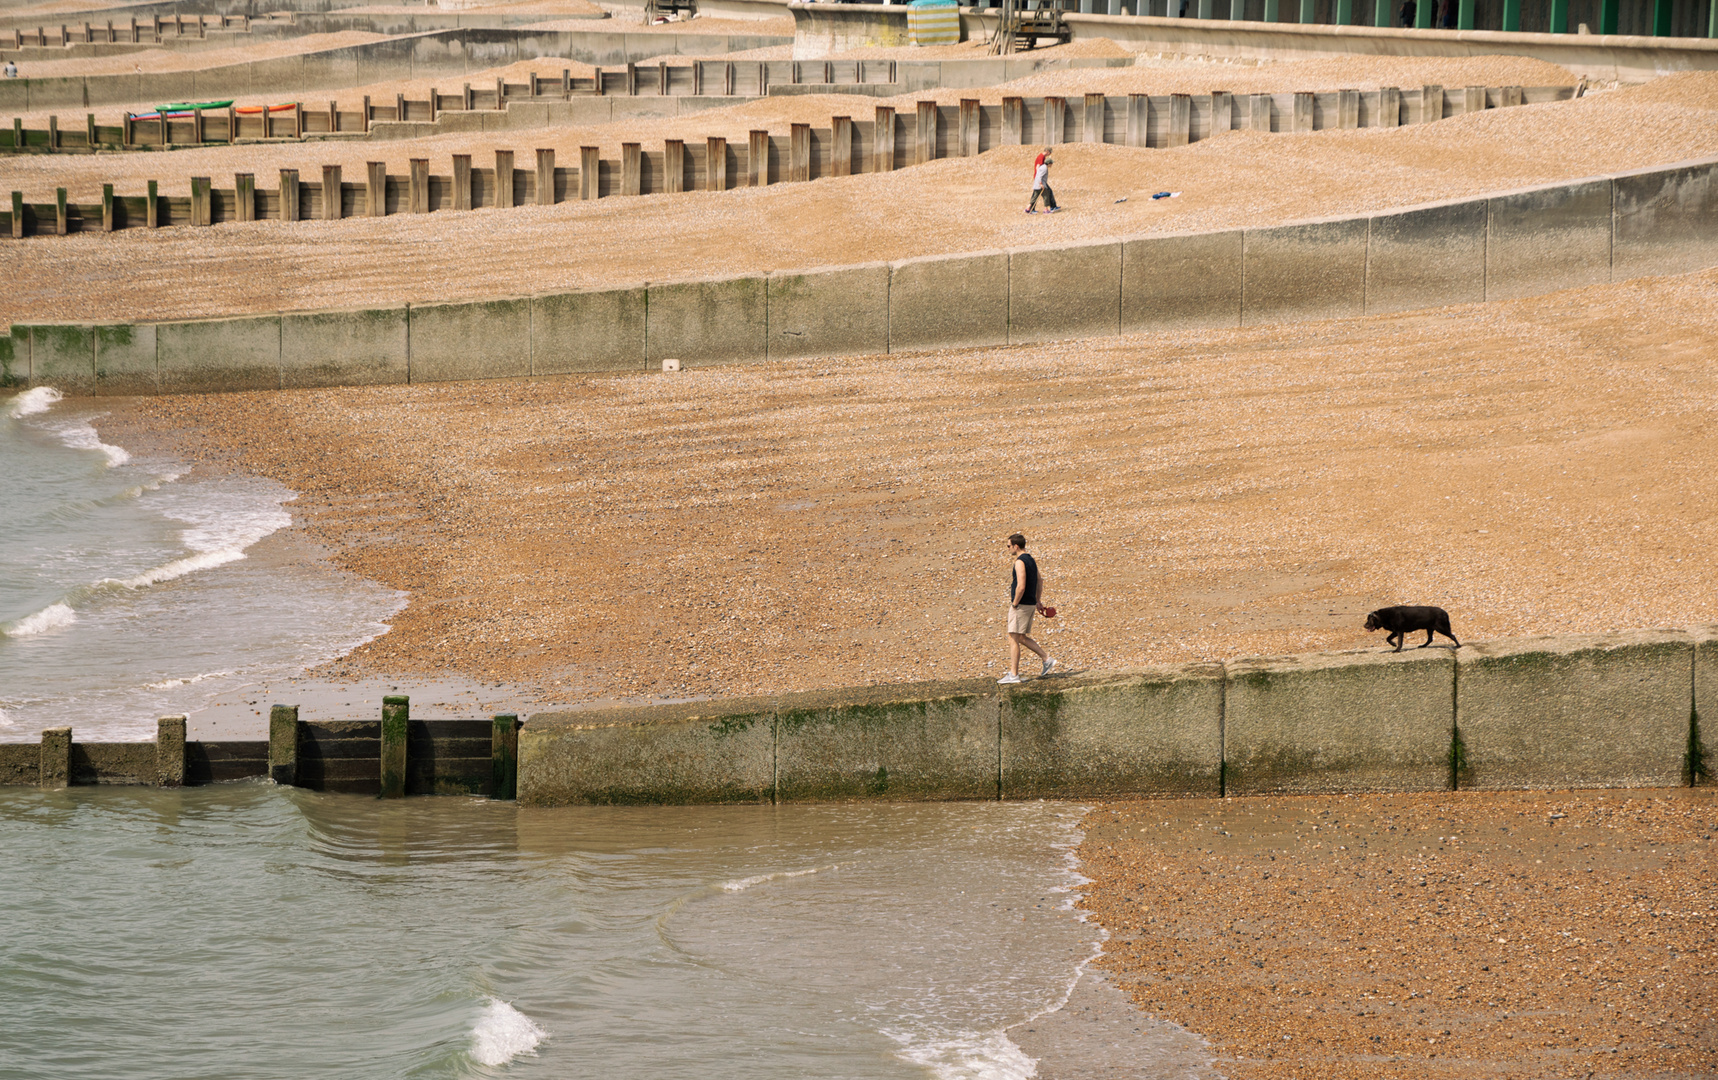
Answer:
1040 606 1057 619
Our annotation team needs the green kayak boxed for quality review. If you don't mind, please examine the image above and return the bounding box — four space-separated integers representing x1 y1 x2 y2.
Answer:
155 100 235 113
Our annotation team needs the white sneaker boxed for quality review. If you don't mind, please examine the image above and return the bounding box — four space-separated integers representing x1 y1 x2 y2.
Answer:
1041 657 1058 677
998 673 1022 684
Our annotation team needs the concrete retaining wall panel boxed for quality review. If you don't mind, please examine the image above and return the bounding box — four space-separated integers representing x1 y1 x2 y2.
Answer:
1454 630 1693 790
1611 160 1718 280
1242 217 1368 326
1008 242 1121 345
26 325 96 394
0 743 36 786
1366 198 1488 315
646 275 767 366
767 263 889 362
888 250 1008 353
532 287 646 373
281 307 409 388
518 699 775 805
775 680 999 800
1485 179 1612 301
158 316 281 393
1695 626 1717 787
407 297 531 383
0 330 21 386
1001 665 1223 799
94 322 158 396
1121 229 1242 332
1225 649 1455 795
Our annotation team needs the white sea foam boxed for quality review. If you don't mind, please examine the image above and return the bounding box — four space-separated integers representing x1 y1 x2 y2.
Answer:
47 418 132 467
145 670 231 690
0 707 12 728
100 497 290 591
719 863 839 893
6 386 63 418
470 998 547 1067
1 602 77 638
892 1030 1040 1080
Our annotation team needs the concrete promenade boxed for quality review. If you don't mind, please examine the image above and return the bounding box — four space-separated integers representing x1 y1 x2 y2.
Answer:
4 151 1714 394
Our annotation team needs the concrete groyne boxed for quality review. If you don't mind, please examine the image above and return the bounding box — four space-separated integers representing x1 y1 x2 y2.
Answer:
4 627 1711 802
3 152 1714 394
520 627 1717 805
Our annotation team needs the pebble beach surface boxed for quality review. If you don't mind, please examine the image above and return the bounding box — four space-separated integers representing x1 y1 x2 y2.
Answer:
1080 789 1717 1079
92 263 1718 703
11 67 1718 329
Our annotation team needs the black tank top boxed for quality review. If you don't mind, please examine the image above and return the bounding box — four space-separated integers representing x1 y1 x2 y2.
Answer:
1012 553 1040 606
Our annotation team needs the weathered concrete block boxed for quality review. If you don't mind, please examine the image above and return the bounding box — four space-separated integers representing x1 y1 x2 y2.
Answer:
1611 159 1718 281
1008 242 1121 344
156 715 186 787
157 316 281 393
767 263 889 362
775 680 998 800
518 698 775 805
1454 630 1693 790
406 297 530 383
645 275 767 366
41 727 70 789
532 287 646 373
1121 229 1243 332
1692 626 1717 787
1485 179 1612 302
1225 649 1455 795
0 743 37 786
23 325 96 394
1366 198 1488 315
0 329 23 387
888 250 1008 353
280 307 408 388
1242 217 1368 326
1001 665 1223 799
93 322 157 395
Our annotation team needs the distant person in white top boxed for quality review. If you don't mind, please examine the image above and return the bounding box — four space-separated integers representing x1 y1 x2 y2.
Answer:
1026 155 1059 214
3 61 18 79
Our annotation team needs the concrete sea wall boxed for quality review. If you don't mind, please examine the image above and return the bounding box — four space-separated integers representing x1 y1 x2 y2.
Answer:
4 153 1715 393
520 627 1717 805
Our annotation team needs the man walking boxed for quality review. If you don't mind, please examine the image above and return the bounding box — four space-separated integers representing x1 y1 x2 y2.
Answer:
1026 154 1059 214
999 533 1055 684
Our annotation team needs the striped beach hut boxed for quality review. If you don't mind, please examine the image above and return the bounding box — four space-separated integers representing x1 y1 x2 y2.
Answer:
907 0 961 45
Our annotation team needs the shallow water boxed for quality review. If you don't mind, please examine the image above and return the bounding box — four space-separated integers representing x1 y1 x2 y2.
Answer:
0 387 405 742
0 786 1104 1080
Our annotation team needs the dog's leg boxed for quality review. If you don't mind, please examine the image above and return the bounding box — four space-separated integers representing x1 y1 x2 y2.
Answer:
1420 629 1435 648
1390 631 1404 652
1440 630 1462 648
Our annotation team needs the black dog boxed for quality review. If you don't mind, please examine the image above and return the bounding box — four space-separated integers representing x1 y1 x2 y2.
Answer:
1364 605 1461 652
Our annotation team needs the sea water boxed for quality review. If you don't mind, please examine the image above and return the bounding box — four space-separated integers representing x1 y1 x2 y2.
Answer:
0 787 1105 1080
0 387 405 741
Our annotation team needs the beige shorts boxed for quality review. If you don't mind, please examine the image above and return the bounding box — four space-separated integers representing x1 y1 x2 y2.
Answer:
1007 604 1036 635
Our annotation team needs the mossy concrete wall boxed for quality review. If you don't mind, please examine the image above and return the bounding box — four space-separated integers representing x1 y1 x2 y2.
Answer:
520 698 775 805
9 157 1717 396
1000 665 1222 799
1688 626 1715 787
1224 649 1454 795
515 626 1712 805
1454 630 1694 790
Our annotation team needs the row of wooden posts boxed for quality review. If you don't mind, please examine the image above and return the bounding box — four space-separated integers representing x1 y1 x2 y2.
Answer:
5 14 253 48
21 697 523 799
5 85 1537 237
2 60 900 154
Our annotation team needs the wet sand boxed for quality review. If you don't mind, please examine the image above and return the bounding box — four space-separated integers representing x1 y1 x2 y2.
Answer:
1078 789 1718 1078
91 264 1718 704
